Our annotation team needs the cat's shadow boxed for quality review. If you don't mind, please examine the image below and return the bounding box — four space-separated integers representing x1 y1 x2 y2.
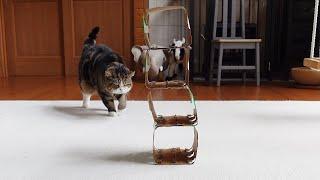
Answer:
53 106 108 119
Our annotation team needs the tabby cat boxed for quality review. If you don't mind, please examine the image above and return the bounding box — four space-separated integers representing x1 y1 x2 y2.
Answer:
79 27 135 116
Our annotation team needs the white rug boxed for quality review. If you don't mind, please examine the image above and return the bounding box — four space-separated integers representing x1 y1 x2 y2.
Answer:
1 101 320 180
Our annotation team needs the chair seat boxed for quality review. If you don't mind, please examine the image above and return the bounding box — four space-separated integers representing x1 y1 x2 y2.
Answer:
213 38 262 43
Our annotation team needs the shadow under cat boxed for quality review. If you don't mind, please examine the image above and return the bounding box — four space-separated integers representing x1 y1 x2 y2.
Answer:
53 106 108 119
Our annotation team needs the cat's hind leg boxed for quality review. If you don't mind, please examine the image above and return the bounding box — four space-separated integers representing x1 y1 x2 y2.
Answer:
80 81 95 108
82 93 92 108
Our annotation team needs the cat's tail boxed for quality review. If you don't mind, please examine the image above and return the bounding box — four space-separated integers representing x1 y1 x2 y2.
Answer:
83 26 100 46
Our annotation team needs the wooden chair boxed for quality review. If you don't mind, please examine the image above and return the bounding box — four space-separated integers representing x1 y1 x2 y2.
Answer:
209 0 262 86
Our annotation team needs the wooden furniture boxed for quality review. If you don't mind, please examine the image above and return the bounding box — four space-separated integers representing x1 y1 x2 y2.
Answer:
0 0 7 78
0 0 143 77
191 0 267 82
292 67 320 85
209 0 262 86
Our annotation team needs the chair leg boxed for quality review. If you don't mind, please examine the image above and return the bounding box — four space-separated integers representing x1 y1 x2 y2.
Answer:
242 49 247 83
255 43 261 86
217 46 224 87
209 44 215 84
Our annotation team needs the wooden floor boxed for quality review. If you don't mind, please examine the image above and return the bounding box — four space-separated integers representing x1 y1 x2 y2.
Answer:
0 77 320 100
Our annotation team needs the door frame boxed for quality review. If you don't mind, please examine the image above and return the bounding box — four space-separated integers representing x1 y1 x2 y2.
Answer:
0 0 8 78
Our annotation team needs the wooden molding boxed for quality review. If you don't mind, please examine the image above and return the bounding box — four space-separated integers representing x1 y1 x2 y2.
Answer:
0 0 8 77
133 0 148 45
123 0 133 68
61 0 74 76
132 0 148 80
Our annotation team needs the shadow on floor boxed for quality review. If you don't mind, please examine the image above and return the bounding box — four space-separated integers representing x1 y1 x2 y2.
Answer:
251 113 320 123
53 106 107 119
106 151 154 165
63 148 154 165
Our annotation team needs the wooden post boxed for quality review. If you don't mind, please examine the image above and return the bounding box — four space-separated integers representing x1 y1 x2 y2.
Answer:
0 0 8 77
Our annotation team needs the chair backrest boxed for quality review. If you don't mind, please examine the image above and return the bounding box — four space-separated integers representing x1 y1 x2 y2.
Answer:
212 0 246 39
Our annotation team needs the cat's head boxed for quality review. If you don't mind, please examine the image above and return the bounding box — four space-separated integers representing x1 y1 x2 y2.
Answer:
104 62 135 95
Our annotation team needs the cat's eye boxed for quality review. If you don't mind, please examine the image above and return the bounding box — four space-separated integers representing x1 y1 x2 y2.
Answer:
113 80 119 84
124 82 131 86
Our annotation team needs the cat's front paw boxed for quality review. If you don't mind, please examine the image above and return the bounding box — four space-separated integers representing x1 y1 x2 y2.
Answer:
82 103 89 109
108 111 117 117
118 105 126 111
118 108 126 114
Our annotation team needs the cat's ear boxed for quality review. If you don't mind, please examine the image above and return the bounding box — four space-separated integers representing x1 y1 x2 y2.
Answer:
105 70 112 77
129 71 135 77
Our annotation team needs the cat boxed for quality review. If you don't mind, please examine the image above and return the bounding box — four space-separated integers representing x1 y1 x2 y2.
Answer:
79 26 135 116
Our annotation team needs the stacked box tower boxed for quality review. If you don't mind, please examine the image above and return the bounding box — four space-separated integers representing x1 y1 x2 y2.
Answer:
143 6 199 164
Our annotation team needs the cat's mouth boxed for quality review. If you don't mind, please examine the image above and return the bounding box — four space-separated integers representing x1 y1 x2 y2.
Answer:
112 86 132 94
